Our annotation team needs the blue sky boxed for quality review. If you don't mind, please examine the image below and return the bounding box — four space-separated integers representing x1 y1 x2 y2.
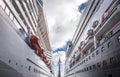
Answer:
43 0 87 77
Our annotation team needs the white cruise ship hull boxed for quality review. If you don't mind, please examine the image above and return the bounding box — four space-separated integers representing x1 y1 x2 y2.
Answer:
0 6 51 77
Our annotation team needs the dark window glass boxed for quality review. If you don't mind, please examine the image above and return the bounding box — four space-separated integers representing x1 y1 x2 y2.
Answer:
28 66 31 71
89 66 92 70
87 67 88 71
117 55 120 63
9 60 11 63
101 47 105 52
110 57 114 64
93 64 96 69
86 58 88 62
103 60 107 66
97 62 101 68
96 50 99 55
92 53 95 57
84 60 85 63
108 41 113 48
89 56 91 60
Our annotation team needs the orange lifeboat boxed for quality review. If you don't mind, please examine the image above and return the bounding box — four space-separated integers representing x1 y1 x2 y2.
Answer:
38 49 44 57
29 34 50 66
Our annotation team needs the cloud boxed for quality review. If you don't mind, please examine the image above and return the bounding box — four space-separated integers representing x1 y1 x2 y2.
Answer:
43 0 88 77
52 51 66 65
43 0 88 49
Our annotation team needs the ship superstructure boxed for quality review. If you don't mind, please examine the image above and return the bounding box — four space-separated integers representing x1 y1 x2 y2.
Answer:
0 0 53 77
65 0 120 77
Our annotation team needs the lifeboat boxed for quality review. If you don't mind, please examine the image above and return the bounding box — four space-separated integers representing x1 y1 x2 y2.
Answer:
29 34 50 66
38 49 44 57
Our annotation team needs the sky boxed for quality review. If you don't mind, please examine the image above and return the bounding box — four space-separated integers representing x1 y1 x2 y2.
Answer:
43 0 87 77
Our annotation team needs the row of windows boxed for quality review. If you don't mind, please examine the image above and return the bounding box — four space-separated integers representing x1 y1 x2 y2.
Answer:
0 56 49 76
0 0 26 33
76 55 120 73
0 0 39 36
74 40 114 65
68 34 120 73
7 58 40 73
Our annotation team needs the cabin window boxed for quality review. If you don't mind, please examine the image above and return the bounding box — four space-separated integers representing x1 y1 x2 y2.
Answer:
92 53 95 57
28 66 31 71
108 41 113 48
86 58 88 62
101 47 105 52
89 56 91 60
84 68 86 71
84 60 85 63
96 50 99 55
103 60 107 66
110 57 114 64
93 64 96 69
89 66 92 70
117 55 120 63
87 67 89 71
97 62 101 68
9 60 11 63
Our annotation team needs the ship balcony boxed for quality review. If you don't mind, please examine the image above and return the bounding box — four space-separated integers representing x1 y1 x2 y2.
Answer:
81 37 94 53
95 5 120 37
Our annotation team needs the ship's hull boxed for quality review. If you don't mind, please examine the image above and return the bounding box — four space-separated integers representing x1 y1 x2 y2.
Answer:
65 29 120 77
0 6 51 77
65 0 120 77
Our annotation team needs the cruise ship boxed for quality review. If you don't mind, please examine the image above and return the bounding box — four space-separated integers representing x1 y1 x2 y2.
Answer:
65 0 120 77
0 0 53 77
